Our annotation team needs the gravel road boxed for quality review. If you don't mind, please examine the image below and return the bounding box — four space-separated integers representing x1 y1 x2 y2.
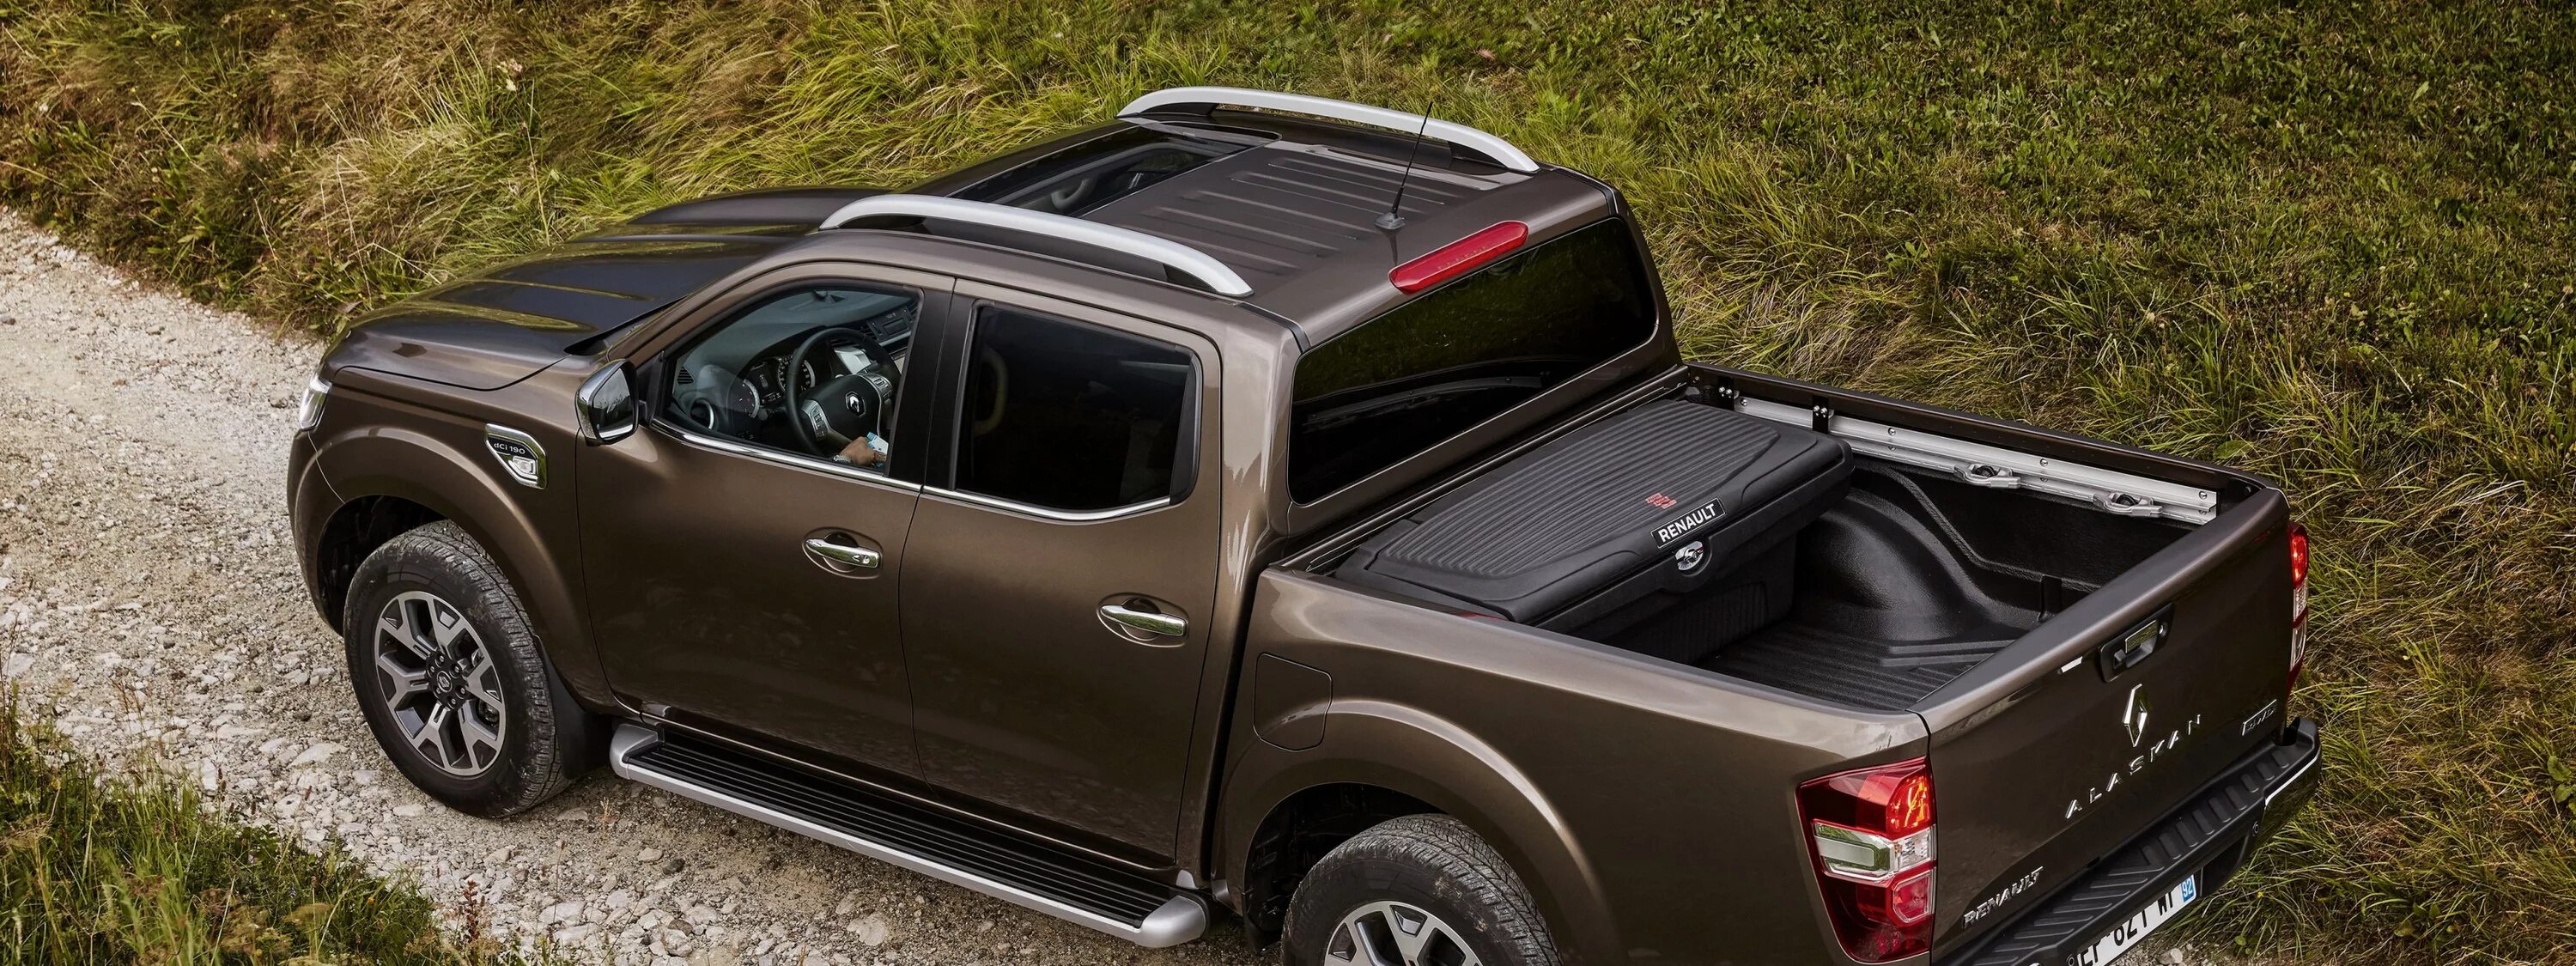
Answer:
0 209 2207 966
0 210 1265 966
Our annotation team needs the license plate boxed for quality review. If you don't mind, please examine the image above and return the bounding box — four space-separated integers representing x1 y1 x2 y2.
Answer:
2071 874 2197 966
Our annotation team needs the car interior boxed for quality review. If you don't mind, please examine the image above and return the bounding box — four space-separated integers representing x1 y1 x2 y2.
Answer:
665 286 917 465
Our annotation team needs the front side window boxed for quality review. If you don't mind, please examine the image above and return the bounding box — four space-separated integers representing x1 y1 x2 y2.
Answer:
955 307 1194 512
665 285 920 471
1288 219 1657 502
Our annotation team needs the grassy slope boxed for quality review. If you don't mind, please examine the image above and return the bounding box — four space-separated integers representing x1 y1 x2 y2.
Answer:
0 700 523 963
3 0 2571 961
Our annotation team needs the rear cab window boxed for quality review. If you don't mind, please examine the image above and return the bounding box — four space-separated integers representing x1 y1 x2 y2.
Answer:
1288 219 1658 503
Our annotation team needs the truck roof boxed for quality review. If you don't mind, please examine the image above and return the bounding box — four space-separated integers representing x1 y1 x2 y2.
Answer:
352 90 1630 376
894 95 1623 346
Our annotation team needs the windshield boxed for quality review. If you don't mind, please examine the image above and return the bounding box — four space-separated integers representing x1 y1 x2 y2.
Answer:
1288 219 1657 502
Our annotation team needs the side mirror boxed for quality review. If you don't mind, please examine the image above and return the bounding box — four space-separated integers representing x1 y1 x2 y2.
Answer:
576 361 638 445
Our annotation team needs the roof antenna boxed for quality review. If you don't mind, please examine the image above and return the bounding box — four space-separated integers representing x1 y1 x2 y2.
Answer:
1375 107 1434 231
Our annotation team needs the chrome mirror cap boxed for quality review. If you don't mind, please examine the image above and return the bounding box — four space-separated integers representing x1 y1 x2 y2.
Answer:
575 361 639 445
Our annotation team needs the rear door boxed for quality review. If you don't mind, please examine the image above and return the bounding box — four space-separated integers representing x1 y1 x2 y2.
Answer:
900 285 1222 858
1916 490 2296 950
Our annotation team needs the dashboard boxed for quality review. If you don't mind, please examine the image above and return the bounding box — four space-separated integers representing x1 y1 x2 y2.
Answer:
667 295 914 453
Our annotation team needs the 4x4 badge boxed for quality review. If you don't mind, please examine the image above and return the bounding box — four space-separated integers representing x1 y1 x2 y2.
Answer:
2123 685 2151 746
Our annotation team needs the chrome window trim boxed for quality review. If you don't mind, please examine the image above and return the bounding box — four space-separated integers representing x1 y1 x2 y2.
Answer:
817 194 1253 298
926 486 1171 523
659 422 924 494
1117 86 1541 174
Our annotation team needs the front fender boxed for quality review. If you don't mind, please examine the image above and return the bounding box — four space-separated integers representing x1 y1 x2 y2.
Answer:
306 367 614 713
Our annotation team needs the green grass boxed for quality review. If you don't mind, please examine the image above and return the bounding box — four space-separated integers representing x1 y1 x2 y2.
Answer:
2 1 2572 962
0 697 526 963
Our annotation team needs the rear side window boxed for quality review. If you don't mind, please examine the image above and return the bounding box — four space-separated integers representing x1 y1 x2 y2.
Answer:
955 306 1195 512
1288 219 1656 502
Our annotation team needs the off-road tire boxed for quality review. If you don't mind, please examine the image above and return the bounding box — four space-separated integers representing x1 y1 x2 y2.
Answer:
1282 814 1561 966
342 520 598 817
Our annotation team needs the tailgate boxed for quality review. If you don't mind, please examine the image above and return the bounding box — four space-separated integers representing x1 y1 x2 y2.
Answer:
1917 489 2295 951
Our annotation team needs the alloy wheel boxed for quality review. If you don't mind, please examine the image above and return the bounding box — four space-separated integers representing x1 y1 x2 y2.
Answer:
371 590 508 776
1325 900 1482 966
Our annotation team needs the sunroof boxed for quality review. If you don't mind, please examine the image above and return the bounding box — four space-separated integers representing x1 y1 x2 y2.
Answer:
939 126 1256 218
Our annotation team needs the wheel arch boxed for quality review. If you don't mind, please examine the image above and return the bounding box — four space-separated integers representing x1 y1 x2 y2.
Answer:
1220 699 1617 959
307 421 614 713
311 494 446 631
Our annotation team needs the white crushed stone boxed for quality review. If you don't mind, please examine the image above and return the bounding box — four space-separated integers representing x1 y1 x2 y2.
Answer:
0 209 1262 965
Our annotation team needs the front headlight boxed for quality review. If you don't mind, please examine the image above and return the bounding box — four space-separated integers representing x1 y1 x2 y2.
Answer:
293 374 331 432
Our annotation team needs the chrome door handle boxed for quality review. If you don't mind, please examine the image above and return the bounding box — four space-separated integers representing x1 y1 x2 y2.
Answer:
802 538 881 569
1100 603 1186 637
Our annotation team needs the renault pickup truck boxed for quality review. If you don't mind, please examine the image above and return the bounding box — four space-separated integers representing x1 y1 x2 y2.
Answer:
288 87 2322 966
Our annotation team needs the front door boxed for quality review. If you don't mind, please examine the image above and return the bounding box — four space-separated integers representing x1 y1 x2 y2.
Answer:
579 266 952 776
902 289 1221 856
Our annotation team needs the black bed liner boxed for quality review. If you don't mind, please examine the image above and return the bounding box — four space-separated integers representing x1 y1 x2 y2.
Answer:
1586 463 2199 711
1695 622 2016 711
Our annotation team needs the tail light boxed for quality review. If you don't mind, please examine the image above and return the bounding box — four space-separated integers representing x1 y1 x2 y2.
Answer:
1797 759 1934 962
2287 520 2311 691
1389 221 1528 293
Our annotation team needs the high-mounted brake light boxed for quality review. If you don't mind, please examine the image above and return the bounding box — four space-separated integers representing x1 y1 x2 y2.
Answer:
1797 759 1934 963
1389 221 1528 293
2287 520 2311 691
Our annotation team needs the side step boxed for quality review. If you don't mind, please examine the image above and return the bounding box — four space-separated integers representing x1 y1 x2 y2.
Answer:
608 725 1207 947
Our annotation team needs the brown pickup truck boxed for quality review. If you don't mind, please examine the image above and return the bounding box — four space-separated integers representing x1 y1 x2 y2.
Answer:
289 87 2321 966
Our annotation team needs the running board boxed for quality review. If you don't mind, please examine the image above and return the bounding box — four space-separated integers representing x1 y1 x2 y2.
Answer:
608 725 1207 947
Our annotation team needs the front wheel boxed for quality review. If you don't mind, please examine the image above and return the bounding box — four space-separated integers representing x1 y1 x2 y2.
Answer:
1282 815 1560 966
342 521 598 817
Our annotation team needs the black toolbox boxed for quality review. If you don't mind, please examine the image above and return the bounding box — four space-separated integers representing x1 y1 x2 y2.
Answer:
1336 399 1851 648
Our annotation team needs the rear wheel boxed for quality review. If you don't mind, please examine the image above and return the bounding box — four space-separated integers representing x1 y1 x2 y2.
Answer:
1282 815 1559 966
343 521 598 817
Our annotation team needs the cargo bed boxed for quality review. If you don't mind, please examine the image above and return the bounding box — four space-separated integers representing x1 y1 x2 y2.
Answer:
1583 460 2194 711
1516 380 2297 956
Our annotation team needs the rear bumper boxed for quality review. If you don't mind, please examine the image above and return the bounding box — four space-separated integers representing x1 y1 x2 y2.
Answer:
1941 718 2321 966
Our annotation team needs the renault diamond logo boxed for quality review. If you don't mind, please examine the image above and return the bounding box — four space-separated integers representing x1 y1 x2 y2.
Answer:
2122 685 2151 747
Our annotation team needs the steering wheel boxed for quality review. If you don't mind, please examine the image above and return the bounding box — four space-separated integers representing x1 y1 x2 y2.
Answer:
783 326 895 458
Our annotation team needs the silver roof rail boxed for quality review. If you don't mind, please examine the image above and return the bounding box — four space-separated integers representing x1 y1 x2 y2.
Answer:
819 193 1253 297
1116 86 1540 174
